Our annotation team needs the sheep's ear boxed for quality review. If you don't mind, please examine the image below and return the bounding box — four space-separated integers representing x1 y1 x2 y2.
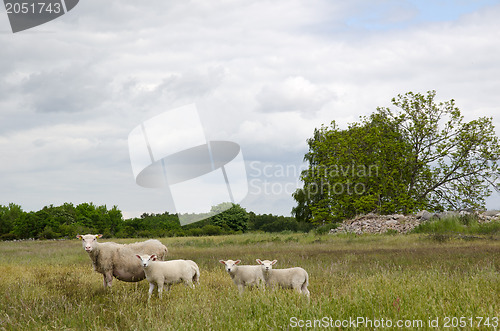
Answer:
219 260 226 265
271 260 278 265
256 259 262 265
96 234 103 238
150 255 157 261
136 255 142 259
235 260 241 265
76 235 82 239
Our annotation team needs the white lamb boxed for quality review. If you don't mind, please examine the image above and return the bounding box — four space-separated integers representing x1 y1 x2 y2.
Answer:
76 234 168 289
136 254 200 299
219 259 264 294
256 259 310 297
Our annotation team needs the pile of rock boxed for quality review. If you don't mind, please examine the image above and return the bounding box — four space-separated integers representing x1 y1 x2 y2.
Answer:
476 210 500 223
330 213 421 235
330 210 500 235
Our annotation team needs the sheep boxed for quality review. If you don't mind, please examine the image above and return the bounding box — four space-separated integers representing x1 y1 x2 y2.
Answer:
136 254 200 299
219 259 265 294
76 234 168 289
256 259 310 297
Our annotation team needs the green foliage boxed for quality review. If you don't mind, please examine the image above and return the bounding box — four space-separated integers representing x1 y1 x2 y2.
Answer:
314 222 338 235
0 203 124 240
295 110 416 224
248 212 313 233
413 215 500 235
294 90 500 224
0 202 312 240
209 203 249 232
379 90 500 211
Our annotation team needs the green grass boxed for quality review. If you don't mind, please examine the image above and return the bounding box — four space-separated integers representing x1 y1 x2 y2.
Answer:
0 233 499 330
412 215 500 239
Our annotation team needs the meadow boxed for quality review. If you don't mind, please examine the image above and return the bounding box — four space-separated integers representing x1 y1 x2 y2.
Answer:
0 233 498 330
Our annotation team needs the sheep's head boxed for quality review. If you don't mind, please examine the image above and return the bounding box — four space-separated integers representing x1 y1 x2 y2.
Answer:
219 259 241 273
256 259 277 272
76 234 103 252
136 254 157 268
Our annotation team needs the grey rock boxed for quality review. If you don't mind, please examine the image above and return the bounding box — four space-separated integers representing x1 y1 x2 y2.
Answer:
436 211 459 219
482 210 500 217
416 210 435 221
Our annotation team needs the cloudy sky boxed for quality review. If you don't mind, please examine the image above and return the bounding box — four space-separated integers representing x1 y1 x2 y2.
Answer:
1 0 500 219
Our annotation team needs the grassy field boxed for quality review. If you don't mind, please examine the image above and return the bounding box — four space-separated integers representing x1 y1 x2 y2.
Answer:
0 233 498 330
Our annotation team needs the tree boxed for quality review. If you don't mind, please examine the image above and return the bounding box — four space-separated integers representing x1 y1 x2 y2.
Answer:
294 111 414 224
0 203 23 239
379 91 500 210
294 90 500 224
209 203 249 232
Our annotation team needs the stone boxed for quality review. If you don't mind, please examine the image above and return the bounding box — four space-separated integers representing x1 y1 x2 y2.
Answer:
482 210 500 217
416 210 435 221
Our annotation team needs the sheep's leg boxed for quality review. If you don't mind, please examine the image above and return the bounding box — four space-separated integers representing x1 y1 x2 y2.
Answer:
103 272 113 289
301 282 310 297
292 283 303 294
157 283 164 299
237 284 245 295
193 272 200 285
184 280 194 289
148 282 155 301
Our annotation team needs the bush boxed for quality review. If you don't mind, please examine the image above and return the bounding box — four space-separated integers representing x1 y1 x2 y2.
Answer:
413 215 500 235
39 226 60 240
314 223 338 235
200 225 223 236
468 220 500 235
413 217 466 233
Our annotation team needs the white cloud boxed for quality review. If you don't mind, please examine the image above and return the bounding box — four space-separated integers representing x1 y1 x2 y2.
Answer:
256 76 335 113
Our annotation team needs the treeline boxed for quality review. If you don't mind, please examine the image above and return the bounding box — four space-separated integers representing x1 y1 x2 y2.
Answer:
0 202 312 240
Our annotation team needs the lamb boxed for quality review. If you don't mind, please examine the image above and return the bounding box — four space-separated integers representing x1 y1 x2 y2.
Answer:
256 259 310 297
76 234 168 289
219 259 265 294
136 254 200 299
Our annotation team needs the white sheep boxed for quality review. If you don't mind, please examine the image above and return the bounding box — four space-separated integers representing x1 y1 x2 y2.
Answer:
76 234 168 289
256 259 310 297
219 259 265 294
136 254 200 299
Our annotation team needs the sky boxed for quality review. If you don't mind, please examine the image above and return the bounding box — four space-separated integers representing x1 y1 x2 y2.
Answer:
1 0 500 219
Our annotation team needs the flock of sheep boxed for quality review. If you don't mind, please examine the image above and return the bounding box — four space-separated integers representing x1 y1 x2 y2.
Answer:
76 234 310 299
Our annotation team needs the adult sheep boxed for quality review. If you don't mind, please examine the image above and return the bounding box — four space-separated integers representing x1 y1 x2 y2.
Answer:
256 259 310 298
76 234 168 289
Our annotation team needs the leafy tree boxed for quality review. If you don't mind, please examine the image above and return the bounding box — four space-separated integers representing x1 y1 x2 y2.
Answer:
291 188 312 223
294 90 500 224
294 113 414 224
0 203 23 239
209 203 249 232
379 91 500 210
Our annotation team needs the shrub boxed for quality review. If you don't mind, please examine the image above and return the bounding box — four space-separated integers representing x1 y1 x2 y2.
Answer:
314 223 338 235
413 215 500 236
